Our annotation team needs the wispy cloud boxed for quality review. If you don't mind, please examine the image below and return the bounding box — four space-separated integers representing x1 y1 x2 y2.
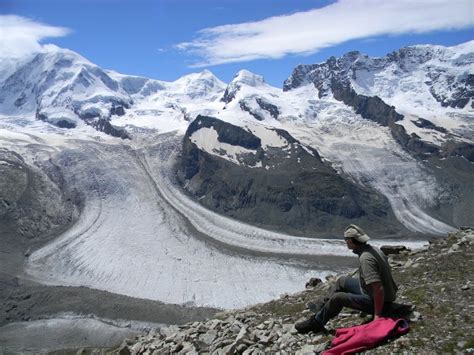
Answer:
0 15 70 58
176 0 474 67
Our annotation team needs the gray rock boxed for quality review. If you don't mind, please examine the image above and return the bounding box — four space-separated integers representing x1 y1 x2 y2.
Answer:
296 344 318 354
172 343 184 352
221 342 238 355
208 319 222 330
305 277 323 288
178 342 199 355
160 324 180 337
410 311 423 322
381 245 409 255
236 326 248 342
313 342 329 353
130 343 143 353
200 329 218 344
257 333 273 345
118 346 131 355
448 244 460 253
229 321 244 334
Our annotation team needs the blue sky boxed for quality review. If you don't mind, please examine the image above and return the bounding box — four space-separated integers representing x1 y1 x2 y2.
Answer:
1 0 473 87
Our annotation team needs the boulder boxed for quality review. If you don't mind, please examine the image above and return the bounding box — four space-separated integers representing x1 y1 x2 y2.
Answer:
380 245 409 255
305 278 323 288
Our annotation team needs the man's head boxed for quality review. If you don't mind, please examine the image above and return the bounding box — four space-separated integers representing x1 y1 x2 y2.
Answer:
343 224 370 249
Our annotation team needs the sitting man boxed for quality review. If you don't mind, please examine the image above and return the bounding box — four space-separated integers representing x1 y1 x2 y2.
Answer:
295 224 398 334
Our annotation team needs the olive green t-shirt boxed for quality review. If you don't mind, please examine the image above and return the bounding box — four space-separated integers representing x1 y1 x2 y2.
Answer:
357 244 398 302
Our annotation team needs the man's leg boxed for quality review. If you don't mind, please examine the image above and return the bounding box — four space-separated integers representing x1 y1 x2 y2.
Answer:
296 276 373 334
314 292 373 325
307 276 363 313
335 276 363 294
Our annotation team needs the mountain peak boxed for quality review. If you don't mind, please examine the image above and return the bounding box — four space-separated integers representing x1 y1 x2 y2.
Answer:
221 70 266 103
34 45 92 68
171 70 226 99
175 69 222 83
232 69 265 87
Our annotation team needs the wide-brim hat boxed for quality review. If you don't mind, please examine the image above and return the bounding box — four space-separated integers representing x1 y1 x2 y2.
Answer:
344 224 370 243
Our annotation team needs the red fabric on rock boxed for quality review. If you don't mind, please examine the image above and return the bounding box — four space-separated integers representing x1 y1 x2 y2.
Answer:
323 317 409 355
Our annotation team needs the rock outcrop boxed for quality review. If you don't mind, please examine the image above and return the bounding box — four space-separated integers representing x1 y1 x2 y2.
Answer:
0 148 81 244
177 115 408 237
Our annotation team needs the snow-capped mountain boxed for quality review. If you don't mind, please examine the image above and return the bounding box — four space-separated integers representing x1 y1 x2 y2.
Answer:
177 115 408 237
1 40 473 311
0 46 226 137
2 41 471 151
284 41 474 150
0 47 133 137
108 69 226 133
1 41 473 237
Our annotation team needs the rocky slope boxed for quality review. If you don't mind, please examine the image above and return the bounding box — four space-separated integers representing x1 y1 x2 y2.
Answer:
116 227 473 354
176 115 409 237
0 147 82 267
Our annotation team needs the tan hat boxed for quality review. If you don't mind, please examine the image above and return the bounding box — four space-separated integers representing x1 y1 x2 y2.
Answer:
344 224 370 243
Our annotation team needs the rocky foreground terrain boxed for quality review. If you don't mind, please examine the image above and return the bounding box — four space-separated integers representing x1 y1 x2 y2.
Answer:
110 228 474 355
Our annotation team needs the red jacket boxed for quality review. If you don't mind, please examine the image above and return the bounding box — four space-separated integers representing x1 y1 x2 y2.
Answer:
323 317 409 355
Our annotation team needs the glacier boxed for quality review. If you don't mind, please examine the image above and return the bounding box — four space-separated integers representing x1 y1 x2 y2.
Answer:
0 119 422 309
2 41 472 310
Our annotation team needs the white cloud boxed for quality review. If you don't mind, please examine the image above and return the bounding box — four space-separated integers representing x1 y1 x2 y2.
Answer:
0 15 70 58
176 0 474 66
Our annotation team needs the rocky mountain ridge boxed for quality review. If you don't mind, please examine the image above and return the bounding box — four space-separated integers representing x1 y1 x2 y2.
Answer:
283 41 474 162
115 227 474 354
176 115 407 237
283 42 473 109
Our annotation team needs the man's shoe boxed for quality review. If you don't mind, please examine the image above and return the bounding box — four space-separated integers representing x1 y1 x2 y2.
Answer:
295 316 324 334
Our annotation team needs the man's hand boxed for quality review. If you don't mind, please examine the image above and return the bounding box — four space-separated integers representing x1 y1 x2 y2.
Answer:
369 281 385 319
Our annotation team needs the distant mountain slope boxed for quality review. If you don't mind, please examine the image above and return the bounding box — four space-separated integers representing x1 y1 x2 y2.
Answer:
0 48 132 137
176 115 407 237
283 41 474 161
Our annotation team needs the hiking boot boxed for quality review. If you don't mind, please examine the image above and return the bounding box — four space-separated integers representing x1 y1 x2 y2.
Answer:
295 316 325 334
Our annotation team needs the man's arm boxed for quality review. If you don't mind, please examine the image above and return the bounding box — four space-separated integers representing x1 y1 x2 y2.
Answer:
370 281 385 319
